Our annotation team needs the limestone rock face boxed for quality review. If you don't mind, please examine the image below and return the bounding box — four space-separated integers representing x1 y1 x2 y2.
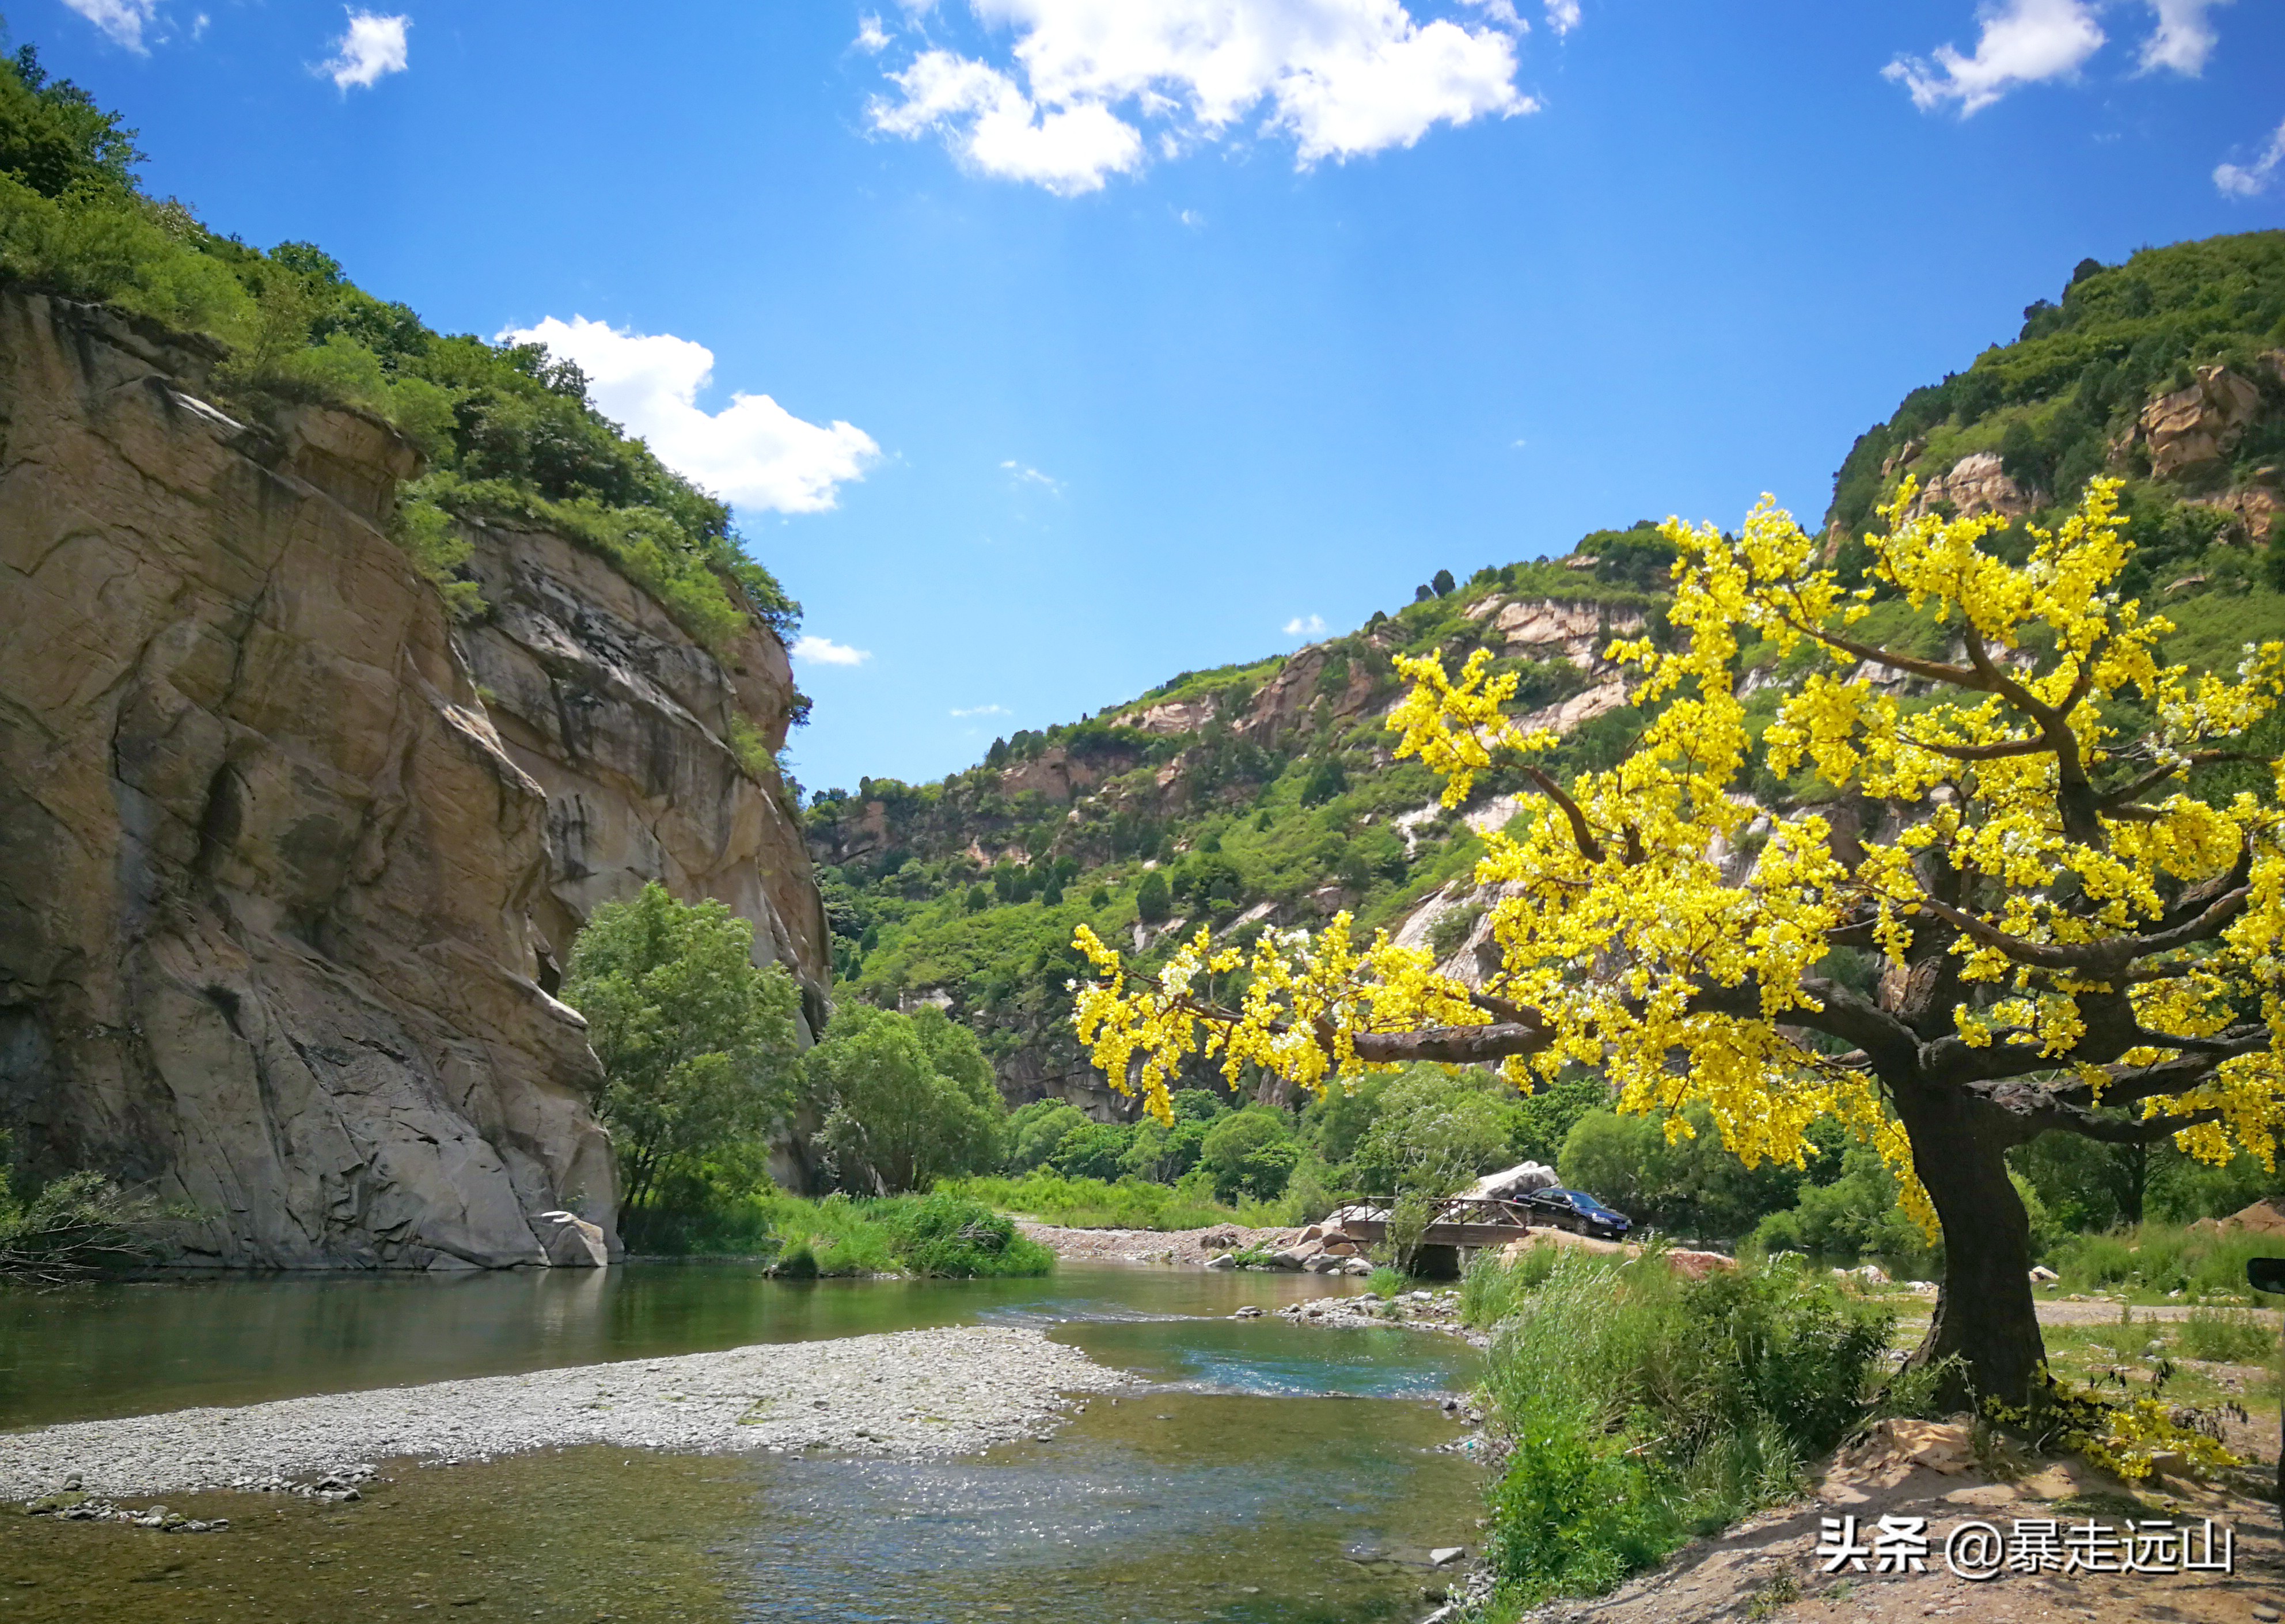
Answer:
1915 451 2027 520
0 291 623 1269
456 523 830 1037
2134 363 2267 479
1490 599 1645 669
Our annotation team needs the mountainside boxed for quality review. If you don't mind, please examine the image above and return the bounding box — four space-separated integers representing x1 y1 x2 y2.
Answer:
810 230 2285 1118
0 50 829 1263
0 289 831 1265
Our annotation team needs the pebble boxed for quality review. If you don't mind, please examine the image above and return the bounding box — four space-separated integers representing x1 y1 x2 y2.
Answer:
0 1326 1134 1502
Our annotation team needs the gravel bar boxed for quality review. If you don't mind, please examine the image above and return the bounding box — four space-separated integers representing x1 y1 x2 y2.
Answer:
0 1325 1135 1501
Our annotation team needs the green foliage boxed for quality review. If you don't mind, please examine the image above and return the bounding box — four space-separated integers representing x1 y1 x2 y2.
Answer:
1367 1265 1405 1299
1004 1100 1090 1173
2179 1306 2276 1363
947 1171 1270 1231
1747 1141 1939 1273
1350 1065 1512 1198
391 495 481 617
559 884 804 1230
1459 1238 1560 1330
0 1131 172 1280
1199 1106 1299 1203
1478 1252 1892 1606
877 1189 1056 1277
1049 1120 1134 1181
2043 1220 2285 1302
1134 869 1171 922
808 1004 1006 1194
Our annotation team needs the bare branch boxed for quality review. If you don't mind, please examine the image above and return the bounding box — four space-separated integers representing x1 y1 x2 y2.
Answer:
1914 885 2249 976
1519 765 1603 863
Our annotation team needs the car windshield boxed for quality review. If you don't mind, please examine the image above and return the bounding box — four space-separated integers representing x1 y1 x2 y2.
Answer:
1566 1192 1616 1217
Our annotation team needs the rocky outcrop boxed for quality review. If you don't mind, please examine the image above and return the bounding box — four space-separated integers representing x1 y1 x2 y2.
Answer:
0 291 618 1269
456 523 829 1036
1484 599 1645 670
1914 451 2028 519
2130 362 2269 479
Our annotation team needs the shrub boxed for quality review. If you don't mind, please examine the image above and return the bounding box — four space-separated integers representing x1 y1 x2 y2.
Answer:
2179 1306 2279 1363
879 1190 1054 1277
1479 1252 1891 1606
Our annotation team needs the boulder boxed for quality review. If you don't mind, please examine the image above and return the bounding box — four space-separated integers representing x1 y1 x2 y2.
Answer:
533 1210 609 1268
1204 1253 1238 1270
1467 1160 1558 1201
2029 1265 2059 1284
1664 1249 1738 1281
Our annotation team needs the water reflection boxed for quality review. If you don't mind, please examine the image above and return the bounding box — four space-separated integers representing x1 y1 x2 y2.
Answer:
0 1263 1375 1428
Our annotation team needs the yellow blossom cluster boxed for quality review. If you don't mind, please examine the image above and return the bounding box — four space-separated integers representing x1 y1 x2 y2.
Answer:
1070 476 2285 1227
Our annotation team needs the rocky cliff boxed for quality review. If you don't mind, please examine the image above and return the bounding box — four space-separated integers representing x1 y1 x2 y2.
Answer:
0 290 827 1266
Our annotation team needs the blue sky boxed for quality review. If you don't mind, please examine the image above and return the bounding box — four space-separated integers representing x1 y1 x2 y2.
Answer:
21 1 2285 794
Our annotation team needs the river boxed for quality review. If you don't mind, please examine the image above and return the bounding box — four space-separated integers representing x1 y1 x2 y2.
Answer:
0 1263 1484 1622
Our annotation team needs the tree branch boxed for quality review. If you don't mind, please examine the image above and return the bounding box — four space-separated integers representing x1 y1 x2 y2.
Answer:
1520 765 1603 863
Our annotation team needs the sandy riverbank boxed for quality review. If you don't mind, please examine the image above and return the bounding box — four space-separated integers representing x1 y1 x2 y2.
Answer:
0 1325 1134 1502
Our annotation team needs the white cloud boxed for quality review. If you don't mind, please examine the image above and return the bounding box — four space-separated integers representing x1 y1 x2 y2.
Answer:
322 10 410 91
1178 207 1205 227
1284 613 1328 637
61 0 160 52
1000 459 1062 492
1884 0 2104 115
500 316 879 514
868 1 1534 194
793 636 872 667
856 12 893 52
2215 117 2285 198
2138 0 2229 74
951 703 1011 717
1542 0 1580 35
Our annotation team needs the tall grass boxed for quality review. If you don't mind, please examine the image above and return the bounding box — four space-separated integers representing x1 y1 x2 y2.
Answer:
1476 1251 1892 1606
2045 1221 2285 1301
945 1172 1296 1232
630 1190 1051 1278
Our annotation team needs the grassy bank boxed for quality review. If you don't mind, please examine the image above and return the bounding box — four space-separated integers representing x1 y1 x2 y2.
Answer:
2043 1221 2285 1303
627 1190 1053 1278
1460 1247 1899 1612
944 1172 1301 1231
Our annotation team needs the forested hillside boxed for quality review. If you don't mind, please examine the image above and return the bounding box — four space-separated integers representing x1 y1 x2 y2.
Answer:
810 230 2285 1137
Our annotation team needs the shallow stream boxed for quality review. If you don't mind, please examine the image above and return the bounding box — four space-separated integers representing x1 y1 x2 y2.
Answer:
0 1264 1484 1622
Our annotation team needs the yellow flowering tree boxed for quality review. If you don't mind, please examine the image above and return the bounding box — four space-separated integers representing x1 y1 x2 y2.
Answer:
1071 477 2285 1405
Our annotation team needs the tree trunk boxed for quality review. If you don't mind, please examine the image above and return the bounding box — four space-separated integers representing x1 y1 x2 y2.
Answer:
1893 1079 2047 1410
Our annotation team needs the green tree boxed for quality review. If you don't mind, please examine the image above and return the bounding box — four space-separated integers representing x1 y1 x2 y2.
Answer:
809 1004 1005 1193
0 45 140 198
1200 1106 1299 1202
1430 568 1457 597
560 883 804 1228
1351 1067 1512 1198
1135 869 1172 921
1050 1120 1135 1181
1005 1099 1088 1171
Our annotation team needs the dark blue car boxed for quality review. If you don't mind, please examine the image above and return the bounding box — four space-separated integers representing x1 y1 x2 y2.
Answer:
1524 1187 1633 1239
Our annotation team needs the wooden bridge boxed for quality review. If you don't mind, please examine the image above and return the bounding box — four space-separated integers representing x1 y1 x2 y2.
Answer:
1331 1195 1538 1251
